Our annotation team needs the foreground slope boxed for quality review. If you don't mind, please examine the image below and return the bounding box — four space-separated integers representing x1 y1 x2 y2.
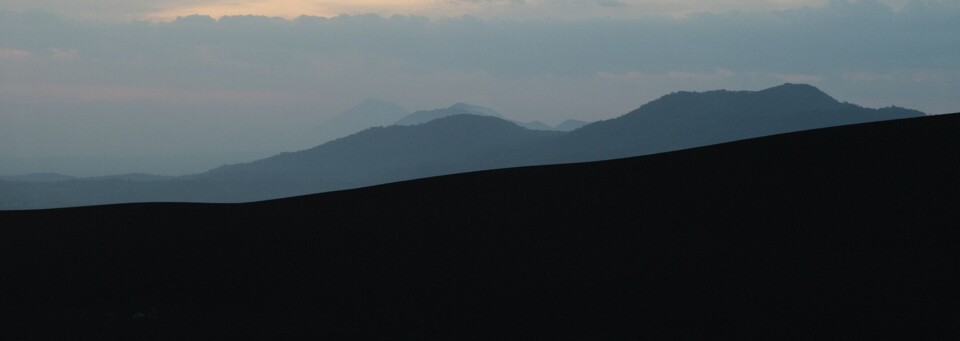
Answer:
2 113 958 339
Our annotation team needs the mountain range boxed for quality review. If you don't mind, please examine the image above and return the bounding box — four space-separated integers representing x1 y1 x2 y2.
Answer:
540 83 926 163
301 100 586 148
2 112 957 338
302 98 411 147
393 102 504 126
0 83 925 209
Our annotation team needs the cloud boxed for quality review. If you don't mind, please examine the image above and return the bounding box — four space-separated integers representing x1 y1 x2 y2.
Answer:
0 0 205 21
0 48 32 61
2 2 956 87
596 0 628 8
450 0 525 3
0 0 847 22
10 1 956 23
48 48 78 61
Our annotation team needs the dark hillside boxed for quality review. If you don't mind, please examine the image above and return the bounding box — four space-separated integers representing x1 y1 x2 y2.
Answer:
2 113 957 339
0 115 561 208
200 114 561 199
544 83 925 163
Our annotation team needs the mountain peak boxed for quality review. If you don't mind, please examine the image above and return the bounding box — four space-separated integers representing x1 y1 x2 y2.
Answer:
394 103 505 126
645 83 841 114
303 98 409 147
449 103 503 118
758 83 838 106
767 83 822 91
556 83 924 163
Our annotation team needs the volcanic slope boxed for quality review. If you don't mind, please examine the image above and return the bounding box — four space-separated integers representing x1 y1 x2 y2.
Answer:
2 113 957 339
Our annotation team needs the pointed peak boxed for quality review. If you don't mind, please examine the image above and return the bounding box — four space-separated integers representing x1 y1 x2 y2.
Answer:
420 113 519 130
448 103 503 118
760 83 836 100
768 82 821 90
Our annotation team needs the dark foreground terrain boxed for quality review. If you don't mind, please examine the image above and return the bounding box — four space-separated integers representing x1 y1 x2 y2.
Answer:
2 113 959 339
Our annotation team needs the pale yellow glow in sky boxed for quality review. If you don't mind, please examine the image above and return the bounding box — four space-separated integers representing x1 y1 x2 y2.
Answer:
3 0 919 22
136 0 843 22
145 0 446 21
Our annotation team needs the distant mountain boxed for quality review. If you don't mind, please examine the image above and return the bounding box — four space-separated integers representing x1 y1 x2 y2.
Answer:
517 120 555 131
540 83 925 163
393 102 587 132
0 173 76 183
3 113 958 338
0 173 170 184
0 84 930 209
517 119 590 131
555 119 589 131
87 173 172 182
304 99 409 146
195 114 562 201
393 102 503 126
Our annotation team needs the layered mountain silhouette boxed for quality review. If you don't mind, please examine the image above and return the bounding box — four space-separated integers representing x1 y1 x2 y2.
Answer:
0 84 926 209
299 100 580 149
391 102 586 131
540 83 925 163
554 118 589 131
0 173 77 183
303 98 410 146
392 102 505 126
2 113 957 339
516 119 589 131
196 114 563 200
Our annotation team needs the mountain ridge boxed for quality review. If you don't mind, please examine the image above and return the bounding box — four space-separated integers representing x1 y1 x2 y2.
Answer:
0 84 929 209
302 98 410 147
392 102 505 126
539 83 924 163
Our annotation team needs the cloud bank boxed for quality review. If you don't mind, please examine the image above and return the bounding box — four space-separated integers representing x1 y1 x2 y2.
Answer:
5 0 943 21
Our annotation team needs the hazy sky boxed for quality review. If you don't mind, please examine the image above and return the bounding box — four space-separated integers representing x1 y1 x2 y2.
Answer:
1 0 959 175
0 0 856 21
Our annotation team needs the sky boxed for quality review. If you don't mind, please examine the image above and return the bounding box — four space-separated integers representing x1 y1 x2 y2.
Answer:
1 0 959 176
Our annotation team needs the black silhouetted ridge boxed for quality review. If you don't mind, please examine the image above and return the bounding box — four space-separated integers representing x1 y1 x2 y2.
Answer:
2 113 957 339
